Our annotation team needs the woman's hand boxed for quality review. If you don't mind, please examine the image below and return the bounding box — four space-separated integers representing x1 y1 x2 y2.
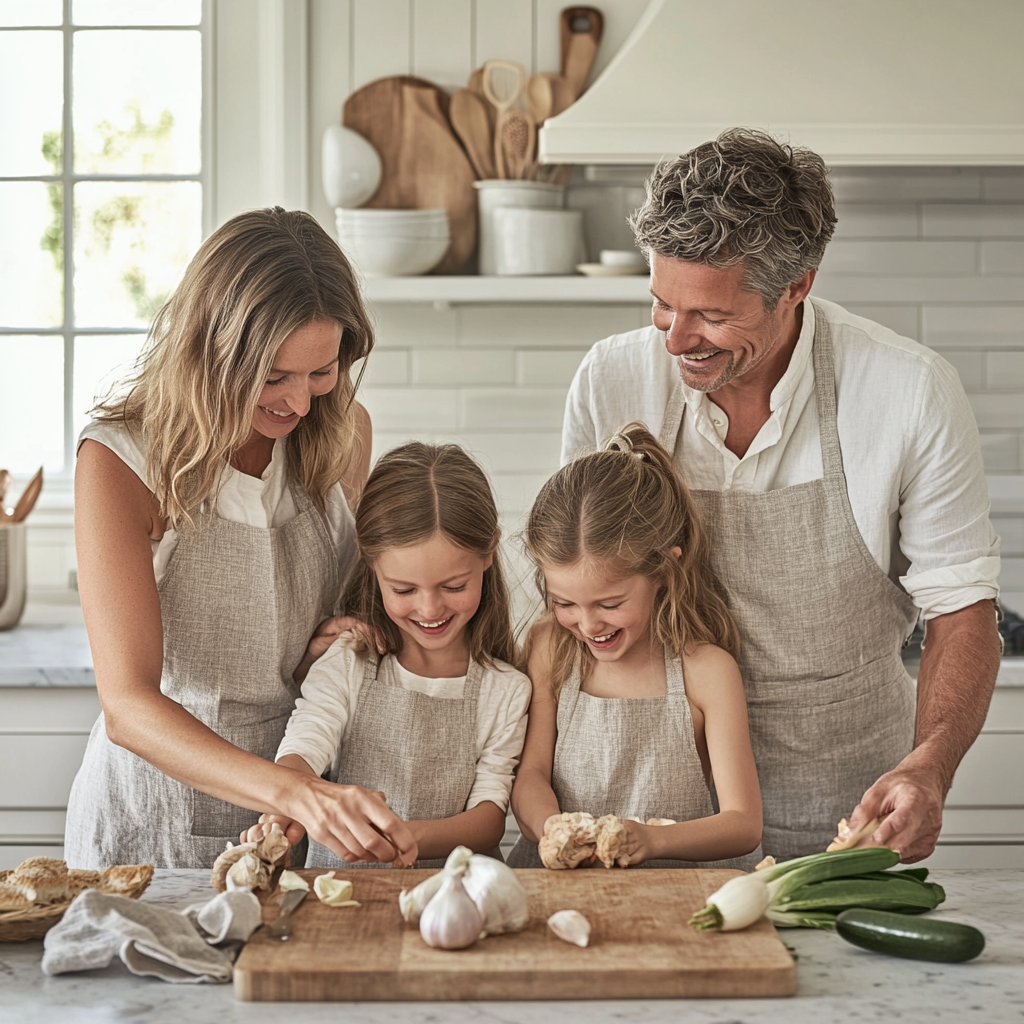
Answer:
293 615 383 684
240 814 304 847
294 778 419 867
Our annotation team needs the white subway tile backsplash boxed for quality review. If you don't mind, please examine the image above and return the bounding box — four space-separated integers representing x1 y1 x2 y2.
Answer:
988 475 1024 513
491 472 552 515
516 349 587 386
460 387 567 430
816 275 1024 304
459 305 643 347
941 350 985 391
355 351 410 386
982 242 1024 274
360 387 459 431
923 204 1024 239
411 349 515 385
987 353 1024 391
371 431 440 460
458 432 562 474
979 433 1022 473
833 203 919 238
828 169 982 203
371 303 460 348
994 516 1024 556
923 306 1024 349
968 394 1024 430
843 305 919 340
1000 557 1024 591
983 173 1024 202
818 241 977 276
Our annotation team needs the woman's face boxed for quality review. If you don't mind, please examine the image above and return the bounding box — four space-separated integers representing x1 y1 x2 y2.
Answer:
542 561 660 663
251 319 342 440
373 533 493 657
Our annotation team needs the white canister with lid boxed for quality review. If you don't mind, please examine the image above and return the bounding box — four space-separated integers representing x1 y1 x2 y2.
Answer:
474 180 565 276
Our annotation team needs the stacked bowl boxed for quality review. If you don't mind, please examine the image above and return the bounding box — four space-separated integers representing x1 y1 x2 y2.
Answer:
335 208 450 277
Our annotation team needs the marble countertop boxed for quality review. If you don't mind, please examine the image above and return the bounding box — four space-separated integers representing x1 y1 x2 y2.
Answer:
1 869 1022 1024
3 604 1024 689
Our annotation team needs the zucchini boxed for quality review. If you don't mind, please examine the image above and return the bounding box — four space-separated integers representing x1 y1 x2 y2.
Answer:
836 909 985 963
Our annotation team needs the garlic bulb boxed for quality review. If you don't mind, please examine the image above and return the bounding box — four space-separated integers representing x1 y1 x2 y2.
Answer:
419 871 483 950
399 871 445 924
446 847 529 936
226 851 269 892
547 909 591 947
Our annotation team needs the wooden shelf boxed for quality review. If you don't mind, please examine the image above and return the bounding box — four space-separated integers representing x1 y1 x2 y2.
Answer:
361 275 651 304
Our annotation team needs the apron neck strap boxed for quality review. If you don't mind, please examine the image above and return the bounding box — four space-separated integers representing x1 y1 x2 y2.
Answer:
807 300 845 482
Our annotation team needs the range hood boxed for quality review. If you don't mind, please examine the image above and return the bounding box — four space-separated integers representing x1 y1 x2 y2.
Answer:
539 0 1024 165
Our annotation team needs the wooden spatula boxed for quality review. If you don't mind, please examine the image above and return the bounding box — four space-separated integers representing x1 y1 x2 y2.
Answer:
450 88 496 180
500 110 536 180
482 59 527 178
11 467 43 523
560 6 604 100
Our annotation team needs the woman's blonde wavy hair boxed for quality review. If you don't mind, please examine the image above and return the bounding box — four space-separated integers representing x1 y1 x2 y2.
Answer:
341 442 517 668
92 207 373 528
525 422 739 697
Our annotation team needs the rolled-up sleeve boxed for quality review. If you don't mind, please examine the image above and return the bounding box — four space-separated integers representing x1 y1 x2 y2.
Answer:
466 669 532 813
898 356 1000 619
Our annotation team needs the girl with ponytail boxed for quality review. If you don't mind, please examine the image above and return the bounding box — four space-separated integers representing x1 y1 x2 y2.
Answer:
508 423 762 868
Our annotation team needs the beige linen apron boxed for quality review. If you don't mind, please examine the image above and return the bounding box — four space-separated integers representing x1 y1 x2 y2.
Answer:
659 301 919 859
507 647 753 868
65 487 343 869
305 653 488 870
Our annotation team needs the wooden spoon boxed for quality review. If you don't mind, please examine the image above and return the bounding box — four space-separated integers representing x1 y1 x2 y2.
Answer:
450 88 496 180
526 74 554 126
500 110 535 180
482 59 526 178
560 6 604 101
10 466 43 523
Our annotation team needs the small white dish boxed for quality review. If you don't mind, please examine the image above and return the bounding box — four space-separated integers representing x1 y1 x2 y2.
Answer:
577 263 648 277
599 248 647 269
321 126 382 209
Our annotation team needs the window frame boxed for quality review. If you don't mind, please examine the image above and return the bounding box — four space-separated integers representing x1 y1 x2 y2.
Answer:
0 0 212 490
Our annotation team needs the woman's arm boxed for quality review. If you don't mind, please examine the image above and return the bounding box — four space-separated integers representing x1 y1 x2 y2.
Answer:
76 439 416 866
622 644 763 864
509 623 561 843
406 801 507 861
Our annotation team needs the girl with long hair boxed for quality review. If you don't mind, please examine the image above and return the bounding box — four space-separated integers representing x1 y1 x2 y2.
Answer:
508 422 762 868
245 442 531 866
66 207 416 869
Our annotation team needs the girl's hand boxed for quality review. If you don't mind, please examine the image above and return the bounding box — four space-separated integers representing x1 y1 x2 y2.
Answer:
240 814 305 847
293 616 384 684
296 779 419 867
620 820 664 866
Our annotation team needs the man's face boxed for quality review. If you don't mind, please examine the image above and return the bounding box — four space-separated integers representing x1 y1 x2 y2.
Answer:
649 254 792 393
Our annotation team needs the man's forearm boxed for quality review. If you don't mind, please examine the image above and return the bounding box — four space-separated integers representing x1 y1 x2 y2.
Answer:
910 599 1001 793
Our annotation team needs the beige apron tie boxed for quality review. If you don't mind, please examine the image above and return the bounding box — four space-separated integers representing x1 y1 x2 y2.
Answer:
658 301 919 858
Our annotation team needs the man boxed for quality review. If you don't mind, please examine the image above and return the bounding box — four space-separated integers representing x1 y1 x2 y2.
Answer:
562 128 1002 862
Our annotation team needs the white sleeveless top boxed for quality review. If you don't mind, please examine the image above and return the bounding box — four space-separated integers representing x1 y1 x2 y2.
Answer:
79 420 358 585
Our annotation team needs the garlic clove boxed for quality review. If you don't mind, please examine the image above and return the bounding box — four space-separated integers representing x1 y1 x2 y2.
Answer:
278 870 310 892
419 871 483 950
460 855 529 935
399 871 445 923
313 871 356 906
547 909 591 947
226 851 269 891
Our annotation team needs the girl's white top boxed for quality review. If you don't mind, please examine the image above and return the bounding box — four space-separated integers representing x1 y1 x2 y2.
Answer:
79 421 358 585
276 636 532 813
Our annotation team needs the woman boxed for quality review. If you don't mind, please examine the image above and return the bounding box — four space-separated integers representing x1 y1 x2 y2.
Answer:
65 207 417 869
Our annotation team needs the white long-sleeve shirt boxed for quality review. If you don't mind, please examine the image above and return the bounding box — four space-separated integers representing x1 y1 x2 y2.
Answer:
277 637 532 813
562 297 1000 620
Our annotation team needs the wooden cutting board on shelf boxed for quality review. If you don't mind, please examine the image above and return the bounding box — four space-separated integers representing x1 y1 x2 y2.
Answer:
343 75 476 274
234 868 795 1001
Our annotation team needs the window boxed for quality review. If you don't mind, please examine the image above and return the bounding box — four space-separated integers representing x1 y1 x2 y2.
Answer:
0 0 205 480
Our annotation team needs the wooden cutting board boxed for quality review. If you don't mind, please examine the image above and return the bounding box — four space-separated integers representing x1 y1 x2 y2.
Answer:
343 76 476 274
234 868 795 1001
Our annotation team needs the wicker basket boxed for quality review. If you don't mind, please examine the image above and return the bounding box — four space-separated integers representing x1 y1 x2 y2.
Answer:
0 865 154 942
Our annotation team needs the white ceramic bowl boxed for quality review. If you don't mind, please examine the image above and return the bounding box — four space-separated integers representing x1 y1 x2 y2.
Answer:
337 223 451 277
321 126 382 208
599 248 647 269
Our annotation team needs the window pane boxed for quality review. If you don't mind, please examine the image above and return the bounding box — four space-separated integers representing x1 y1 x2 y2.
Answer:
0 31 63 176
74 30 201 174
73 334 146 439
0 336 64 474
73 0 201 26
73 180 200 328
0 0 61 26
0 182 63 328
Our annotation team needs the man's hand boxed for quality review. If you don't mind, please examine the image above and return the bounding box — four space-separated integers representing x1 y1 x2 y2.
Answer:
846 760 945 863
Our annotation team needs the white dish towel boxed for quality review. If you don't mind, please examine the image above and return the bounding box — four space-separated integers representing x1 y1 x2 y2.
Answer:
41 888 262 983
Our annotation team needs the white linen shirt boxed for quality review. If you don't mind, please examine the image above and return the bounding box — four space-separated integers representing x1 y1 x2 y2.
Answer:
562 297 1000 620
276 637 532 813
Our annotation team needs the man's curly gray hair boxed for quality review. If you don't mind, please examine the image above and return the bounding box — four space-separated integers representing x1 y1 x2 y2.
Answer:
630 128 837 310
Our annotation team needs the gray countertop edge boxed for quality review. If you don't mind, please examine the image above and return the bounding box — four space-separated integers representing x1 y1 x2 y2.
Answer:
0 869 1022 1024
